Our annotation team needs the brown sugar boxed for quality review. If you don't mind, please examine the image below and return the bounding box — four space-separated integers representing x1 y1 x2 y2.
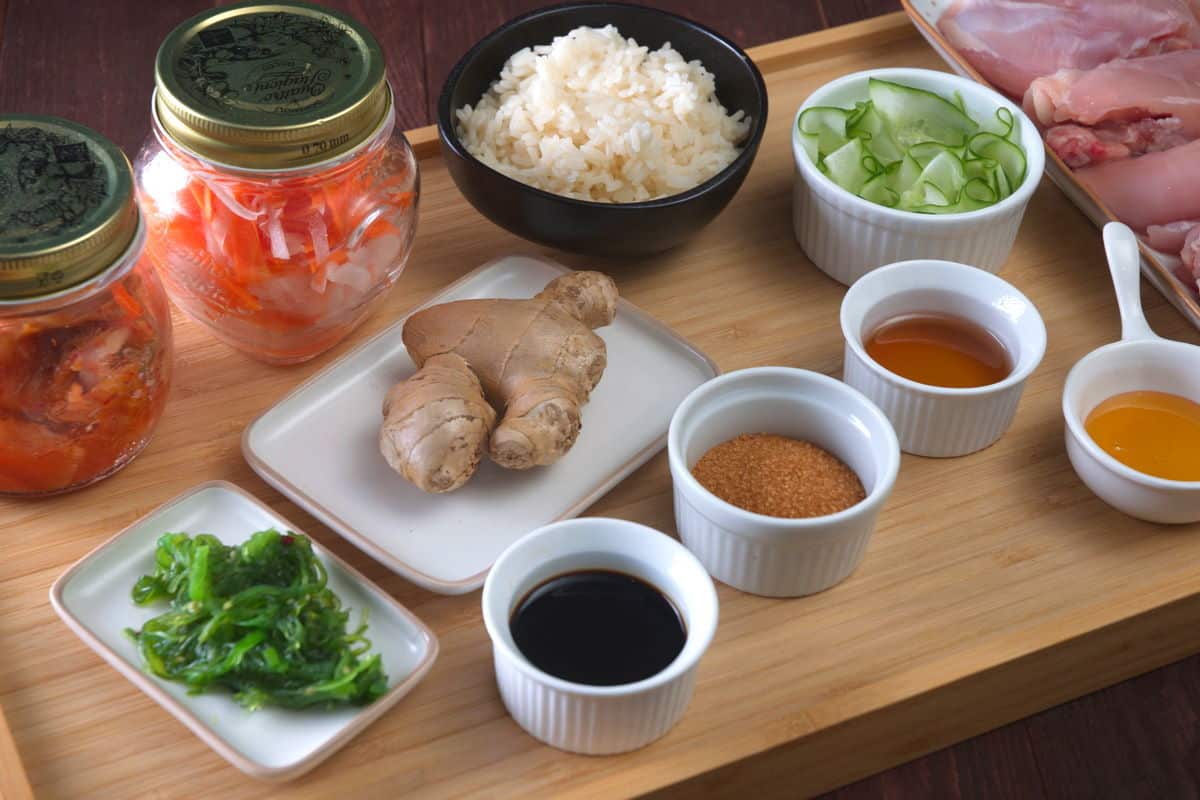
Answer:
691 433 866 518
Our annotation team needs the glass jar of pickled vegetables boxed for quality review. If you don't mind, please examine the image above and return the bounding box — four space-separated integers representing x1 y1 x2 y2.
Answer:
0 116 174 496
134 2 419 365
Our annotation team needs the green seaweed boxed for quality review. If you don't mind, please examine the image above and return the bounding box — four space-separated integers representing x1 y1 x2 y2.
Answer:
126 530 388 711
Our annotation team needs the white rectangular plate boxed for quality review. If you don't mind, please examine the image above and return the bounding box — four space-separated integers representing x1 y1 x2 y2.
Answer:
243 255 719 594
902 0 1200 329
50 481 438 782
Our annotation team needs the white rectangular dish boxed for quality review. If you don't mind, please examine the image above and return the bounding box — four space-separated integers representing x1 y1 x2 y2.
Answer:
243 255 720 594
50 481 438 782
902 0 1200 330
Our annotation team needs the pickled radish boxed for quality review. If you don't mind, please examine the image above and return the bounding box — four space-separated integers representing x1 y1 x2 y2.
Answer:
138 130 417 363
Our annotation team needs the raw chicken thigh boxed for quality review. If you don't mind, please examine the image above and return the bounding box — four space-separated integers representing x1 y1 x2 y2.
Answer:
1025 50 1200 166
1040 119 1188 168
1185 228 1200 278
1075 139 1200 230
1147 220 1200 252
939 0 1200 290
1146 222 1200 283
938 0 1200 98
1075 138 1200 283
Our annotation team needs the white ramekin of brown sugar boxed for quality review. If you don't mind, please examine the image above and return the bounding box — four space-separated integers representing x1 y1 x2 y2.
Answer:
667 367 900 597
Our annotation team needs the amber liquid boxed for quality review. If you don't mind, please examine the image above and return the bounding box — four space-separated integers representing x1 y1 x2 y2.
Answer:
1084 390 1200 481
865 312 1011 389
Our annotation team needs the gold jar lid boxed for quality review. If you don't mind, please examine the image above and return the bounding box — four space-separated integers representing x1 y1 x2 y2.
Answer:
0 116 138 301
154 1 389 170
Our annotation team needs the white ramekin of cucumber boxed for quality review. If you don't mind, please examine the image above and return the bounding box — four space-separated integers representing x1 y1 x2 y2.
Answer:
792 67 1044 286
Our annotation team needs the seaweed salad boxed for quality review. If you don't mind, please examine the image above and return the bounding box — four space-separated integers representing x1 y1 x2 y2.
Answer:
126 529 388 710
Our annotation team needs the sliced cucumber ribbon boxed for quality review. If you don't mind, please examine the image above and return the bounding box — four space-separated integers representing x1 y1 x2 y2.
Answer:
797 78 1027 214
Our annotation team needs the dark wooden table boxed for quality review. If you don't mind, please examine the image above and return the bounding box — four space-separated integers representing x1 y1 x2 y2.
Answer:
2 1 1199 796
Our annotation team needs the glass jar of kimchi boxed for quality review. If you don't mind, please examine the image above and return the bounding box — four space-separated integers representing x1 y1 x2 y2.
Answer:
134 2 419 364
0 116 173 496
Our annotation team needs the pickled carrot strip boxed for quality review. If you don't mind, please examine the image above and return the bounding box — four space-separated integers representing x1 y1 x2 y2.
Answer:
210 263 264 312
369 216 401 235
225 212 264 279
188 181 212 223
324 183 352 240
111 284 141 318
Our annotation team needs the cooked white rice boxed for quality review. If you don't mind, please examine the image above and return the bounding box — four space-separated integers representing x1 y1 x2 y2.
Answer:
455 25 750 203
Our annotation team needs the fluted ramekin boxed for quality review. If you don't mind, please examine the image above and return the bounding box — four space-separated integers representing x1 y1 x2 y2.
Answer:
668 368 900 597
481 518 718 755
793 68 1044 285
841 259 1047 458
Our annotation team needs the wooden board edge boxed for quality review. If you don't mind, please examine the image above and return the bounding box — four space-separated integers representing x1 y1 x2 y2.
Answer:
0 704 34 800
645 592 1200 799
747 12 915 75
408 124 438 160
402 12 918 161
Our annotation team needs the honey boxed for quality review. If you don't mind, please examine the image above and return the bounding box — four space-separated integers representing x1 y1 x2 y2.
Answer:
865 312 1010 389
1084 390 1200 481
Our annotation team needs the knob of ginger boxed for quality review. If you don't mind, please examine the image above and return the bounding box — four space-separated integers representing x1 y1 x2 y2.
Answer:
380 353 496 493
379 271 618 492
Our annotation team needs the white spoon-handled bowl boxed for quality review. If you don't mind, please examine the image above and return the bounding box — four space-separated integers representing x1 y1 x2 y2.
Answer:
1062 222 1200 523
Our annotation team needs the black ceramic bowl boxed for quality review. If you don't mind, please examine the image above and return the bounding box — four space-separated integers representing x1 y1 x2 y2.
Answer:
437 2 768 257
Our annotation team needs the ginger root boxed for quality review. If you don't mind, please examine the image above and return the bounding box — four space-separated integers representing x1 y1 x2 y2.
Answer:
380 353 496 493
379 271 618 492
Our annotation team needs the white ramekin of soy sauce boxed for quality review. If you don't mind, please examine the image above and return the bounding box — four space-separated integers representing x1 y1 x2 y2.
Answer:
481 517 719 755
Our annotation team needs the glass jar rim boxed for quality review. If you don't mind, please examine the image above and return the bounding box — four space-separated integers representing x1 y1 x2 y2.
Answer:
0 216 148 317
148 83 398 179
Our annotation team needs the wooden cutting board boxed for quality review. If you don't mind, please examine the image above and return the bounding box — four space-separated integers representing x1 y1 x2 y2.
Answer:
4 12 1200 799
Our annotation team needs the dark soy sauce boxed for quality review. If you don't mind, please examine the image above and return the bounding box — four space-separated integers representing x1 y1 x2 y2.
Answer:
509 570 687 686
